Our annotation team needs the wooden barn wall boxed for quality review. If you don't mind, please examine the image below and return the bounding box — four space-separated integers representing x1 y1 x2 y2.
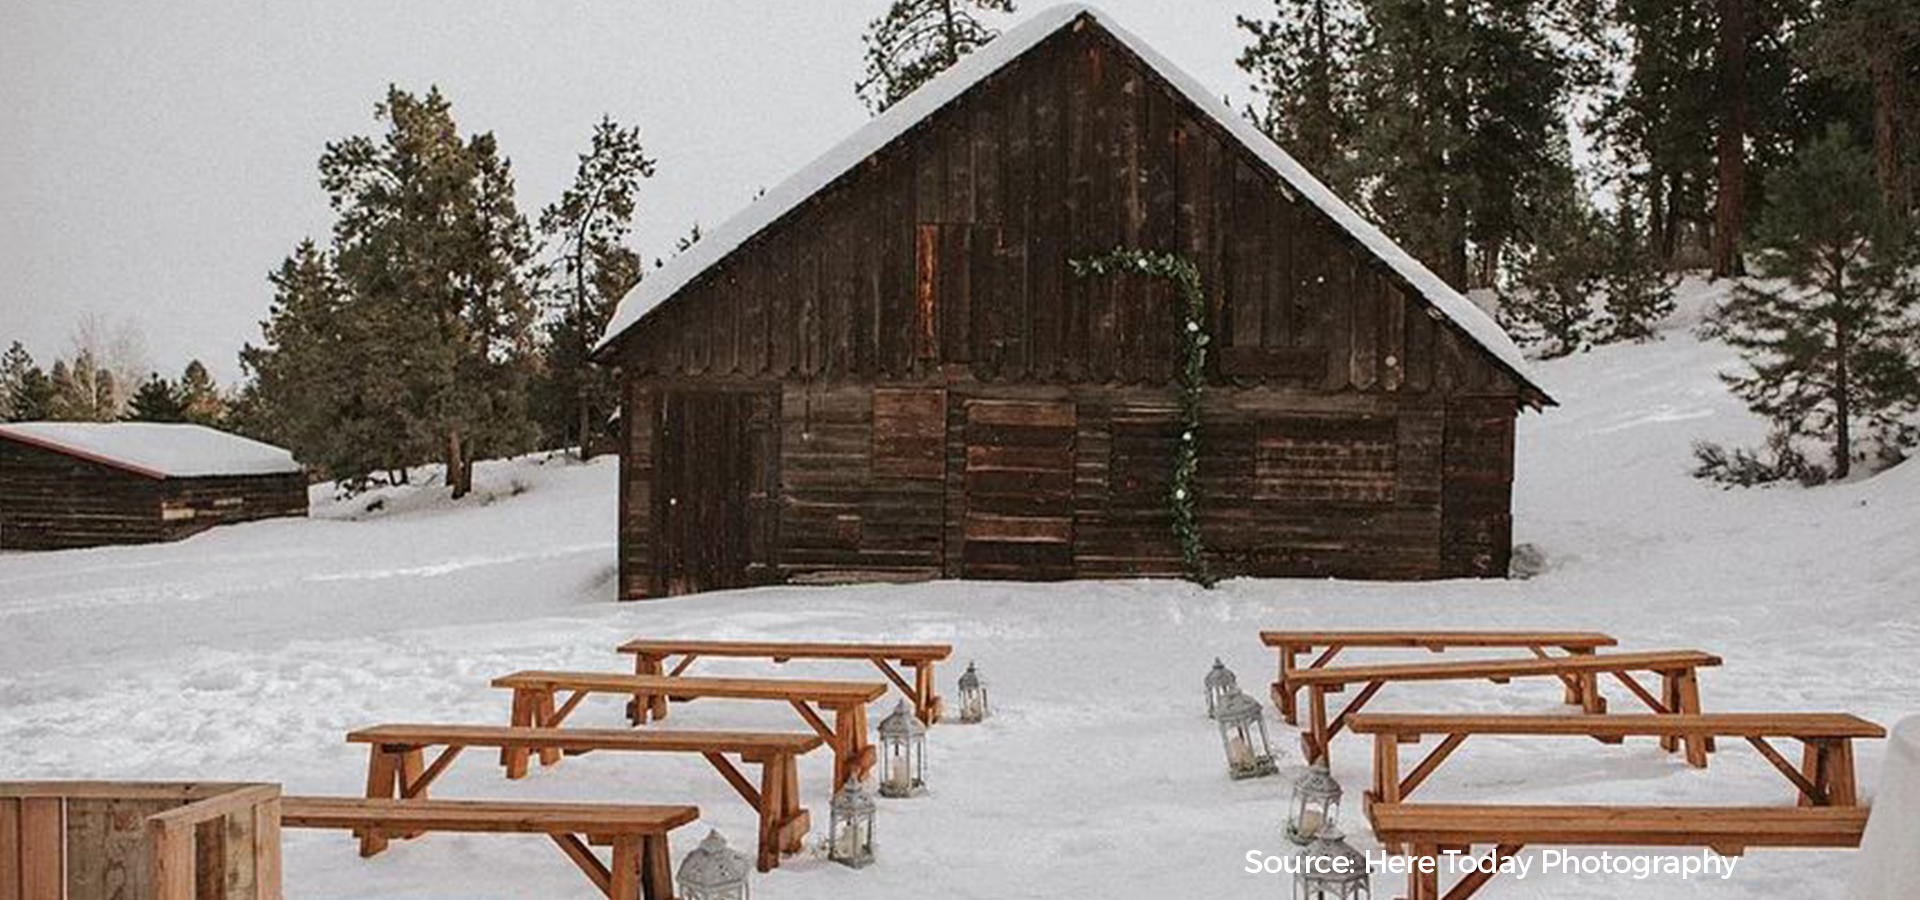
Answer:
0 441 306 551
614 21 1522 402
619 376 1510 595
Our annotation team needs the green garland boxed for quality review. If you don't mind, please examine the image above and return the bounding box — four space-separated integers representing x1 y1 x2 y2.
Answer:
1071 248 1218 588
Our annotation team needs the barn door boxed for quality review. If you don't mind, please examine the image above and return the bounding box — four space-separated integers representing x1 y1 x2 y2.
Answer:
654 388 779 595
960 399 1076 579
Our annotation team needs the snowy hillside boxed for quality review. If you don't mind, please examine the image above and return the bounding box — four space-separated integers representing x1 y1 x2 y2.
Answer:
3 280 1916 899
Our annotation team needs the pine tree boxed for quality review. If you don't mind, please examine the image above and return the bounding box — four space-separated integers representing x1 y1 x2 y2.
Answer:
318 86 541 497
535 117 654 458
1598 189 1679 342
1501 171 1608 357
2 343 55 422
1342 0 1586 289
1595 0 1719 266
178 360 224 425
239 241 361 479
1701 127 1920 481
1803 0 1919 221
1237 0 1363 191
856 0 1016 114
126 373 187 422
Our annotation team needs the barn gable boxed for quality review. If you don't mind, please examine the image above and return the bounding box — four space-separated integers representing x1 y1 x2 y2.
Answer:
596 3 1551 408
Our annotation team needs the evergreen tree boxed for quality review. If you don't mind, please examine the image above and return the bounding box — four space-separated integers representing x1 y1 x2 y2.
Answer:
856 0 1016 114
1500 171 1608 357
1595 0 1719 265
178 360 224 425
1237 0 1364 191
239 241 364 479
534 117 654 457
1341 0 1587 289
48 350 118 422
1700 127 1919 481
126 373 187 422
318 86 541 497
1803 0 1919 221
1598 188 1679 341
2 343 55 422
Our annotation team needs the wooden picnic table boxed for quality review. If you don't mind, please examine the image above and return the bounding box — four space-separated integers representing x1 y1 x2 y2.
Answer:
618 639 953 725
346 723 820 871
1288 649 1722 765
493 670 888 789
1374 802 1869 900
1350 712 1884 813
284 796 697 900
1260 630 1618 724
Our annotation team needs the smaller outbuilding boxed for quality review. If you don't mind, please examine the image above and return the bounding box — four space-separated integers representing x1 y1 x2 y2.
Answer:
0 422 308 550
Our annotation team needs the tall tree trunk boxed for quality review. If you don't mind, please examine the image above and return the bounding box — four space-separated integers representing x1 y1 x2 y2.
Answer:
447 428 468 499
577 396 594 461
1710 0 1751 278
1869 51 1909 220
1833 315 1852 480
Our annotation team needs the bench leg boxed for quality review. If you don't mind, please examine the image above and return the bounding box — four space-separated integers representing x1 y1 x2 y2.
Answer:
506 688 535 779
1674 670 1708 767
782 754 807 854
844 703 875 781
1304 686 1330 764
359 746 399 857
536 691 563 767
1409 844 1440 900
1659 673 1681 753
628 654 669 725
609 838 640 900
1275 647 1299 725
640 834 674 900
911 661 940 725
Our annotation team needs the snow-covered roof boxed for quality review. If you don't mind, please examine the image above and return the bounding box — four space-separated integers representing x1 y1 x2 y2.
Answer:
0 422 304 480
596 2 1549 403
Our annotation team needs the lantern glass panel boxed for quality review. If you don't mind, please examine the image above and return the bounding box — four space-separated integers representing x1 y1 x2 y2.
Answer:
829 778 876 868
959 662 990 723
878 700 928 798
1293 826 1371 900
1288 761 1344 845
1215 689 1279 779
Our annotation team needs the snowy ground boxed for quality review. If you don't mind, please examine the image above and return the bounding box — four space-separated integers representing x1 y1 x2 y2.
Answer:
4 281 1916 898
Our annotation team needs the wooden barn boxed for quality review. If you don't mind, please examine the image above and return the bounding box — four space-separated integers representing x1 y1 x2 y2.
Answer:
0 422 308 550
593 4 1554 599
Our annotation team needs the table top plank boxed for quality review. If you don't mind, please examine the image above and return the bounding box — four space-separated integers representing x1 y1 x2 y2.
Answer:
1347 713 1885 739
282 796 700 835
1288 650 1722 686
492 670 888 704
346 724 824 754
617 639 952 661
1370 803 1868 848
1261 631 1617 649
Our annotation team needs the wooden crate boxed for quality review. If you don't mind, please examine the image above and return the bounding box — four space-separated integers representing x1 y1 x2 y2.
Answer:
1 782 282 900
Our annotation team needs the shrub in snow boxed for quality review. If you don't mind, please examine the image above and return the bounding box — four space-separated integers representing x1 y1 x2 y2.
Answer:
1691 432 1829 488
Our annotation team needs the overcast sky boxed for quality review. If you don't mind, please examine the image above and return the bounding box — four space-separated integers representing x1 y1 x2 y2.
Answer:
0 0 1266 383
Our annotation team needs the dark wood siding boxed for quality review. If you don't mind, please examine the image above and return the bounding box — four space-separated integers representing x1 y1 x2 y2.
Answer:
607 15 1530 597
0 440 307 551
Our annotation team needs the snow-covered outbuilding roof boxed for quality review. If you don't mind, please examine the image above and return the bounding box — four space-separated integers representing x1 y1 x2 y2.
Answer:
595 2 1550 403
0 422 304 480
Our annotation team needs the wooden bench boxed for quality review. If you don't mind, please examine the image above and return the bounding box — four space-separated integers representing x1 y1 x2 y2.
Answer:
283 796 696 900
347 724 820 871
1351 713 1884 814
619 639 954 725
1371 802 1869 900
1289 650 1722 765
1261 631 1618 724
494 670 887 788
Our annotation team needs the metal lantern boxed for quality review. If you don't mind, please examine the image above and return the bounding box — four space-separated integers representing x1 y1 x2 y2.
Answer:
678 829 751 900
1287 760 1344 845
828 776 877 868
1204 658 1240 718
1294 825 1371 900
1215 688 1279 779
877 699 928 797
957 662 990 723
